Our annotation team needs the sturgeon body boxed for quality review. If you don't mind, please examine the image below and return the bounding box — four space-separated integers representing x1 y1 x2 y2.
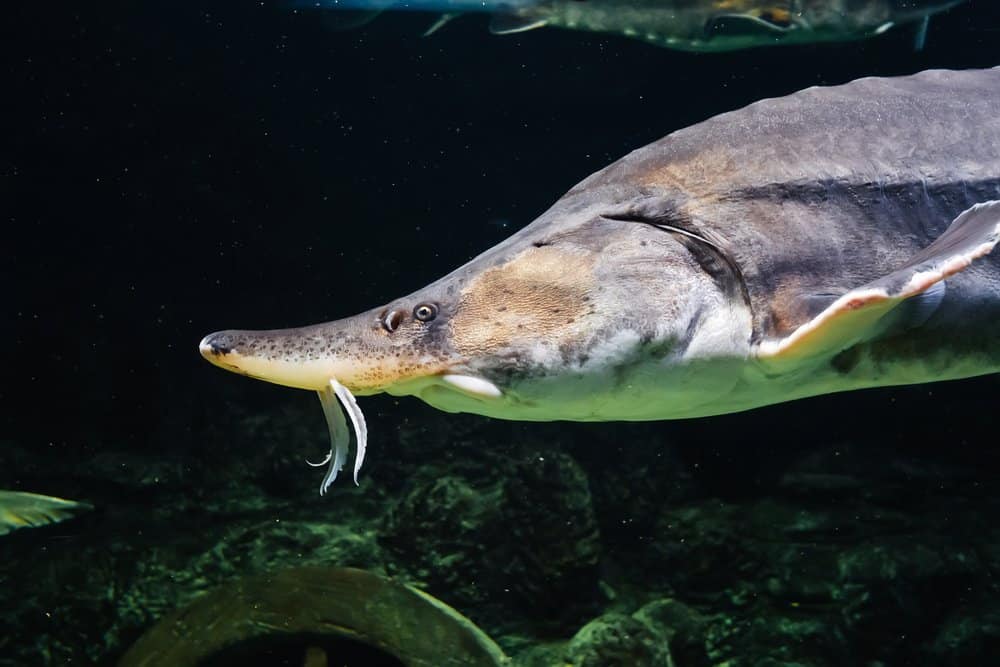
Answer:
202 67 1000 490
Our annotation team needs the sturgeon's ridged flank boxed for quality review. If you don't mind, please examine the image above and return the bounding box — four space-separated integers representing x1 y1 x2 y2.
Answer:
200 67 1000 493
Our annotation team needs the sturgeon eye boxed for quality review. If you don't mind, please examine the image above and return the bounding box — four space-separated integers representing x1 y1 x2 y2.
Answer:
413 303 438 322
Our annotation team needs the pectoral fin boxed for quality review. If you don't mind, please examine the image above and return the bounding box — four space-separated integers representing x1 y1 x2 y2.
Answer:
705 8 795 38
424 13 458 37
489 14 547 35
756 201 1000 366
0 490 92 536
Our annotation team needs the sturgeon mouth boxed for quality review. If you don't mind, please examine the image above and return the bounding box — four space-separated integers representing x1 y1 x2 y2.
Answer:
200 332 505 494
199 334 370 494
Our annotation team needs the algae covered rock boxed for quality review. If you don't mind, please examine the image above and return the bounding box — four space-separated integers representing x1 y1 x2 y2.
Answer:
502 450 602 613
928 602 1000 666
633 598 710 667
380 448 601 630
649 502 761 595
564 611 671 667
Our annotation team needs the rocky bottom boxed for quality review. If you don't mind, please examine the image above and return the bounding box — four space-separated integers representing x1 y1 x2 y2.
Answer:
2 386 999 666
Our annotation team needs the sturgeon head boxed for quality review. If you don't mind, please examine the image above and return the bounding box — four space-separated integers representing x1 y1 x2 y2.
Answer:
200 185 755 492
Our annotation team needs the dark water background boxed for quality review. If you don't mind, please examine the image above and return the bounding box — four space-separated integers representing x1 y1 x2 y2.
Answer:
4 1 1000 665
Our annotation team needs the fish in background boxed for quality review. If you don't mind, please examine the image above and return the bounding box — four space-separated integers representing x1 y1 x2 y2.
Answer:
298 0 967 51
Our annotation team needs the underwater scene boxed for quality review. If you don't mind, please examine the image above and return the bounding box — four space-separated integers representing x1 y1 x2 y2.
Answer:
5 1 1000 665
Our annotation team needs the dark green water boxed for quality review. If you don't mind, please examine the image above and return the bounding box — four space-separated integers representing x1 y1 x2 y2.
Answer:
4 1 1000 664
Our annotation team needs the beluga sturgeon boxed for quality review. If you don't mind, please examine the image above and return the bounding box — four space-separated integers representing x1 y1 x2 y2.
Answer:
300 0 967 51
201 67 1000 493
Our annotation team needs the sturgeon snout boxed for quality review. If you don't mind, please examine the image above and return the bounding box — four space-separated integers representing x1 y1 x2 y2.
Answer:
198 306 454 394
199 303 504 494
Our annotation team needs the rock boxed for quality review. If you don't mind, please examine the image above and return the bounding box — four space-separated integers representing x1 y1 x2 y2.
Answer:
649 502 762 595
833 538 983 662
558 424 697 550
634 598 710 667
503 450 602 622
380 471 505 596
739 613 848 665
565 612 671 667
380 449 601 633
928 602 1000 666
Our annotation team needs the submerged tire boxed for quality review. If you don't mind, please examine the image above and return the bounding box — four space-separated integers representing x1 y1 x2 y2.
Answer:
118 566 509 667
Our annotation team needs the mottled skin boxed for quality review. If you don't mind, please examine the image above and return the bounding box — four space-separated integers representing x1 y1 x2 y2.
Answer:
202 67 1000 422
511 0 964 51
